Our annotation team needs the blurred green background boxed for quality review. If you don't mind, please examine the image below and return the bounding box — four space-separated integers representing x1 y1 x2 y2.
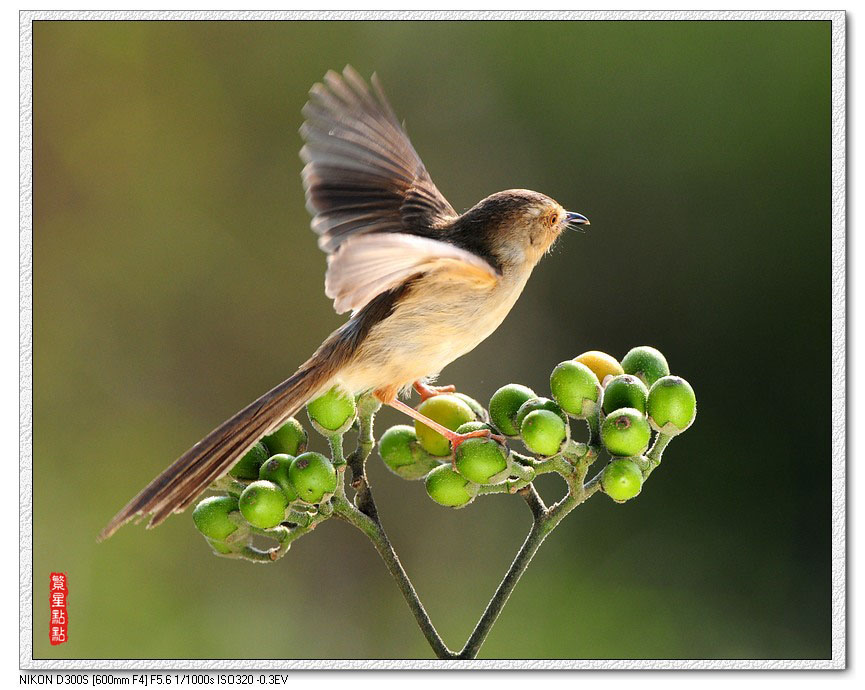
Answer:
32 20 832 660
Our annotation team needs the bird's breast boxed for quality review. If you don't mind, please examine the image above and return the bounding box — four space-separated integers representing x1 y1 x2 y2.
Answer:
336 268 531 394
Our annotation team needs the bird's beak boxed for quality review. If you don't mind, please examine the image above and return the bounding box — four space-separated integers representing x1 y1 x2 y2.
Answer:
565 211 590 226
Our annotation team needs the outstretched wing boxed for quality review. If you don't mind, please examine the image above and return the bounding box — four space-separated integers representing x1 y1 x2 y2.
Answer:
325 233 500 314
300 65 457 254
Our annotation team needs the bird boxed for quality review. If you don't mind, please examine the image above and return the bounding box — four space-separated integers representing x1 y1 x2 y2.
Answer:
99 65 589 541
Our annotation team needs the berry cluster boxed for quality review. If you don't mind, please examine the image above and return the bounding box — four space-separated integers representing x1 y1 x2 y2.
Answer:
380 346 696 507
191 346 696 561
191 388 357 560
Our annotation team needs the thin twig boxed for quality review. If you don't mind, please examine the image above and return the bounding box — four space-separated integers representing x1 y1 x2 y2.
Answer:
346 396 380 519
333 394 456 658
334 393 608 659
456 518 552 658
455 477 601 658
643 431 673 478
519 484 547 519
333 497 455 659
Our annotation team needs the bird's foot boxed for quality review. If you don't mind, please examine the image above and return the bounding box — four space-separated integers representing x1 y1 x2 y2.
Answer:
445 427 506 450
413 380 456 402
385 398 506 470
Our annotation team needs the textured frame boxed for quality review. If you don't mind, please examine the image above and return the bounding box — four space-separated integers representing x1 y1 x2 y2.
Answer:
19 9 846 670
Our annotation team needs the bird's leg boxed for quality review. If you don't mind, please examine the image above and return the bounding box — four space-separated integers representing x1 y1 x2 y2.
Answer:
413 379 456 402
382 395 503 469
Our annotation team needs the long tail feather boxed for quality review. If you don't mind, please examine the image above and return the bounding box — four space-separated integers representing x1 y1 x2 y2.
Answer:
98 356 336 541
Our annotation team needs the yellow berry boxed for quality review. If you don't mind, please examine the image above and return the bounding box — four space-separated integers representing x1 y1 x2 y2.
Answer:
574 350 624 386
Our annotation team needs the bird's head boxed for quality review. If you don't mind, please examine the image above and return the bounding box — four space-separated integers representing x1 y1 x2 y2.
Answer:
450 189 589 272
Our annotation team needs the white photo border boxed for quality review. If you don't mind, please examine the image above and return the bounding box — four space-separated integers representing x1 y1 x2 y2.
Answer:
18 9 846 671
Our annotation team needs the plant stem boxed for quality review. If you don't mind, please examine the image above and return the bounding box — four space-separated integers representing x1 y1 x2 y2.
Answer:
334 396 456 657
585 405 602 447
456 518 549 659
332 496 455 658
455 476 601 659
519 483 547 519
333 393 606 659
643 432 673 478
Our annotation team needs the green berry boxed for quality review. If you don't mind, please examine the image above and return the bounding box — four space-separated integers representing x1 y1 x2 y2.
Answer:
550 361 601 417
520 409 567 456
515 397 567 430
238 480 288 529
379 425 441 480
600 408 651 457
424 464 477 508
601 458 643 502
289 452 338 504
455 420 496 435
307 387 357 434
647 376 697 435
489 384 536 437
455 436 508 485
263 418 308 456
602 375 649 416
258 453 299 501
621 346 670 387
379 425 416 466
192 495 240 541
229 441 270 480
414 394 476 456
454 393 488 421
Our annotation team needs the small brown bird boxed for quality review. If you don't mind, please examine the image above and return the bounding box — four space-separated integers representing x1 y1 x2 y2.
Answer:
99 66 589 540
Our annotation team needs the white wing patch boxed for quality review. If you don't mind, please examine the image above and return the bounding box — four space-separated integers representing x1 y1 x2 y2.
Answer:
325 234 501 314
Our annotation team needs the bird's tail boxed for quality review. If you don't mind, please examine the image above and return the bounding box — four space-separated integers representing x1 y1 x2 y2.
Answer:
98 352 339 541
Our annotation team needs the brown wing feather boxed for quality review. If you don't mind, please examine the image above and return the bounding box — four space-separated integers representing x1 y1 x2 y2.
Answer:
300 65 457 253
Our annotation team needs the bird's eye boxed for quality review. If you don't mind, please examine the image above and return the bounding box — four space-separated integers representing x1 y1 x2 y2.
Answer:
546 212 559 228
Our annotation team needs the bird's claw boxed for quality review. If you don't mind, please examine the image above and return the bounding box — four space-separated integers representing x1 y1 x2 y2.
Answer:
448 428 507 469
414 380 457 402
